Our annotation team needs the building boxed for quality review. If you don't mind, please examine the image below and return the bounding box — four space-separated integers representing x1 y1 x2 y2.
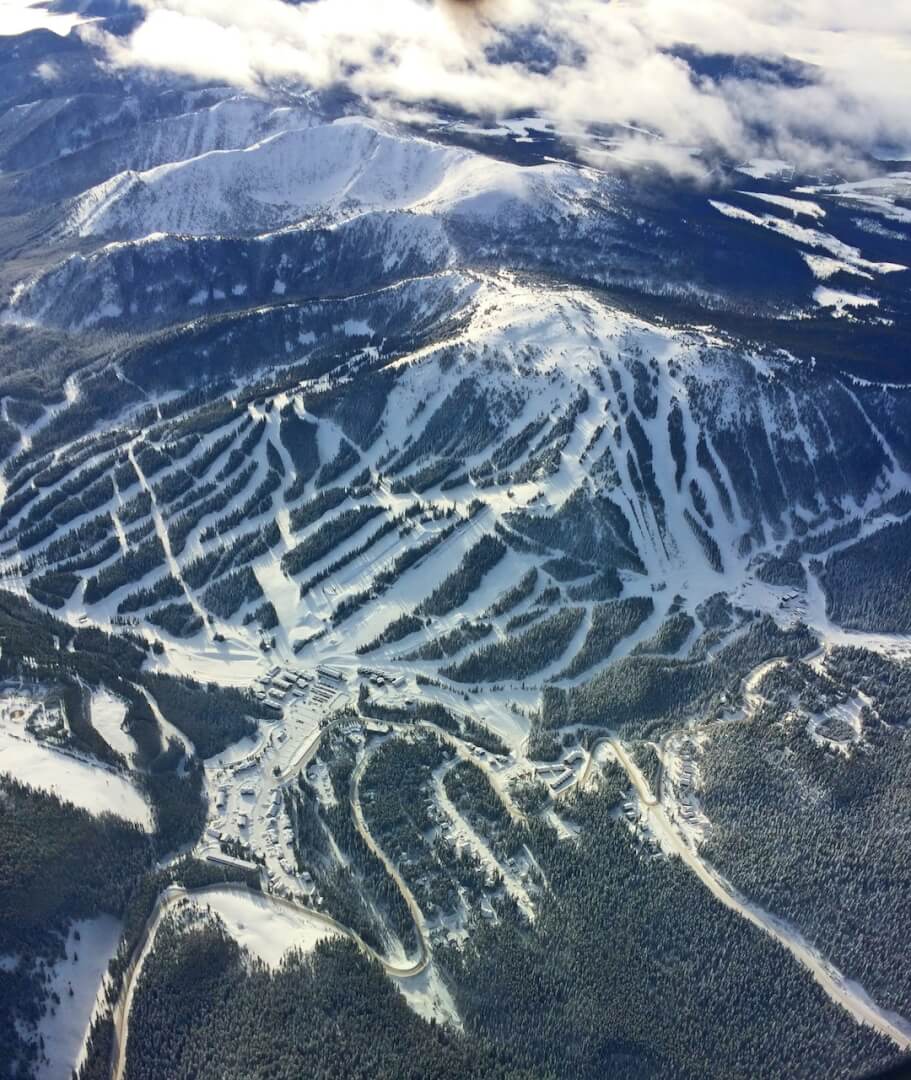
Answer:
206 851 259 873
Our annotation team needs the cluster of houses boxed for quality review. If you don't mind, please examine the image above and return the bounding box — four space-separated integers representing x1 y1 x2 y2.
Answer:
251 664 348 719
358 666 405 689
621 801 661 857
205 849 260 874
665 738 710 843
670 743 697 792
0 684 68 743
335 716 392 747
466 743 510 772
252 666 314 708
534 748 584 793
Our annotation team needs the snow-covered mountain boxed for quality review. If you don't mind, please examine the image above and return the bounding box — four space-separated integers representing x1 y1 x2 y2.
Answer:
1 29 908 351
0 24 906 592
62 117 592 239
2 17 911 1080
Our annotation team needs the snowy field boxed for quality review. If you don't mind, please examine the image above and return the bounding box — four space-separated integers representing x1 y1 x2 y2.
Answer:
393 962 461 1028
39 915 122 1080
0 694 153 830
186 889 337 967
90 689 136 762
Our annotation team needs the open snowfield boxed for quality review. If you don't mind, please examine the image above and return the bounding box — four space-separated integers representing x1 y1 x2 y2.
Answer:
187 889 337 967
0 694 152 829
89 689 135 761
38 915 122 1080
0 734 153 829
393 962 461 1028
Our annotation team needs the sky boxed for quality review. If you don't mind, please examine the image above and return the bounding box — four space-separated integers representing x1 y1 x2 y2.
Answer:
5 0 911 177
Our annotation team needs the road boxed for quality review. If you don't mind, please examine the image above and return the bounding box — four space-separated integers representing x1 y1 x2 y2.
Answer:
348 748 430 973
110 872 430 1079
560 731 655 805
649 810 911 1050
114 645 911 1077
110 718 434 1080
563 651 911 1052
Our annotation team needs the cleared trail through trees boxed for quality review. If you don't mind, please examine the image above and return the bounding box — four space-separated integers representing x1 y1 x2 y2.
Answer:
126 440 209 632
432 760 536 920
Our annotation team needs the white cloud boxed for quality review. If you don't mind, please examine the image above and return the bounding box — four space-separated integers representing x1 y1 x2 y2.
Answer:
0 0 90 37
86 0 911 177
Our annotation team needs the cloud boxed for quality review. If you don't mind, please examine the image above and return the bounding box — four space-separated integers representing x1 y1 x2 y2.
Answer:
88 0 911 177
0 0 91 37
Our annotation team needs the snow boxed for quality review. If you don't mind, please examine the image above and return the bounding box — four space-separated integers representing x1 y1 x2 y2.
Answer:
337 319 372 336
61 118 591 241
806 694 865 756
802 254 871 281
797 174 911 226
741 191 826 219
813 286 879 315
5 60 911 1062
734 158 792 180
90 689 136 762
709 200 906 278
393 962 461 1028
433 762 534 920
185 889 336 967
0 698 152 830
0 736 152 827
38 916 122 1080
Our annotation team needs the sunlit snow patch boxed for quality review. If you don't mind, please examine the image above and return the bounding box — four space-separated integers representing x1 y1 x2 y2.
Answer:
186 889 337 967
813 287 879 316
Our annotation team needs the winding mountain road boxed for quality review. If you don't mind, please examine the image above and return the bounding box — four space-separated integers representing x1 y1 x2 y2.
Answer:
109 734 432 1080
348 751 430 971
562 651 911 1052
112 647 911 1080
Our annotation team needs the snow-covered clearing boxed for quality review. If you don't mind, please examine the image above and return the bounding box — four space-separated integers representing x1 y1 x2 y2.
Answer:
39 916 122 1080
803 253 872 281
803 561 911 662
740 191 826 219
813 286 879 315
90 689 135 761
797 174 911 227
735 158 793 181
146 635 264 688
0 700 152 829
393 962 461 1028
187 889 337 966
